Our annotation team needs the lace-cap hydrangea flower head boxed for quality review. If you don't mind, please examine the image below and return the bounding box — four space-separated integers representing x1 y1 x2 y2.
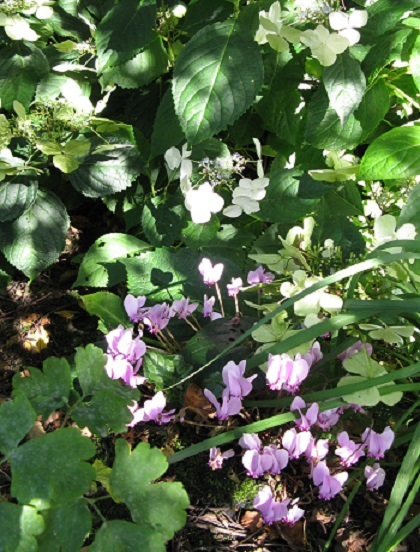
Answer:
199 258 224 285
329 9 368 46
255 1 301 53
300 24 349 67
365 463 386 491
184 182 224 224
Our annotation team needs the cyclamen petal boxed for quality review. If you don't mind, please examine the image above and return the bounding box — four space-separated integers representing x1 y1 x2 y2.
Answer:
242 449 273 478
204 388 242 421
253 486 289 525
239 433 262 451
208 447 235 470
362 426 395 459
365 463 385 491
199 258 224 285
335 431 365 466
247 265 274 285
222 360 257 399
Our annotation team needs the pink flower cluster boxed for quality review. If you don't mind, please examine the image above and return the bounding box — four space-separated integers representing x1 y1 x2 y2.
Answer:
105 325 147 388
253 486 304 525
128 391 175 427
239 433 289 478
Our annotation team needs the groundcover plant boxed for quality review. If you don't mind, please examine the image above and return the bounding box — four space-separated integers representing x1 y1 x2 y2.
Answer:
0 0 419 550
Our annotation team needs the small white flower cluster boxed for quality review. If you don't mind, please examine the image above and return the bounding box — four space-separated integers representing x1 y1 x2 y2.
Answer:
0 0 54 41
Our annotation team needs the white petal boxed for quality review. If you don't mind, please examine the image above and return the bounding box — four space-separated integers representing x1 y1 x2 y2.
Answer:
339 28 361 46
327 34 350 54
374 215 397 242
164 146 181 170
329 11 349 31
313 45 337 67
348 10 368 29
223 205 242 218
36 6 53 19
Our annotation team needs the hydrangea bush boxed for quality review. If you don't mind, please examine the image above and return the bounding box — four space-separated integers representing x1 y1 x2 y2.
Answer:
0 0 419 550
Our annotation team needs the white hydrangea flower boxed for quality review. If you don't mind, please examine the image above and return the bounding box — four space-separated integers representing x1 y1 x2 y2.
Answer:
300 24 349 67
223 177 269 218
329 10 368 46
185 182 224 224
255 1 301 53
22 1 54 19
374 214 416 246
171 3 187 18
0 13 39 41
164 143 192 181
309 150 359 182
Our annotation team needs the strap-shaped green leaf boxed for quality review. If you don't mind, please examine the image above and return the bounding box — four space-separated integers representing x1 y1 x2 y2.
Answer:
0 189 69 281
173 21 263 144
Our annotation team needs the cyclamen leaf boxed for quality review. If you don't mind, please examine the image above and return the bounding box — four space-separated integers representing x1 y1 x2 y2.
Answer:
37 500 91 552
80 292 130 332
68 145 143 198
12 357 72 420
110 440 189 542
324 52 366 125
90 520 166 552
0 180 38 222
11 428 96 509
0 393 36 455
0 189 69 281
95 0 157 69
173 20 264 144
359 127 420 180
0 504 45 552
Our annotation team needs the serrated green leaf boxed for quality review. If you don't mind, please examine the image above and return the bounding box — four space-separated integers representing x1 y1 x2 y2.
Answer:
102 34 169 89
13 101 26 120
93 459 112 494
64 139 91 157
74 233 149 288
36 500 91 552
354 78 390 141
0 393 36 455
142 195 186 247
37 142 62 155
0 504 45 552
343 350 387 378
53 154 79 173
0 44 49 110
410 35 420 92
80 292 130 332
90 520 165 552
35 73 76 102
150 87 185 158
337 375 381 406
173 20 263 144
96 0 157 69
363 28 415 78
324 52 366 125
182 217 220 248
11 428 95 509
143 351 190 390
74 343 110 396
0 189 69 280
12 357 72 420
258 170 331 224
398 184 420 233
0 180 38 222
68 145 143 198
110 440 189 541
359 127 420 180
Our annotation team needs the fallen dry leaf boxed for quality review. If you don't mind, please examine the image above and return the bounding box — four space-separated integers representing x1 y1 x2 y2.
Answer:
276 521 306 550
240 510 263 531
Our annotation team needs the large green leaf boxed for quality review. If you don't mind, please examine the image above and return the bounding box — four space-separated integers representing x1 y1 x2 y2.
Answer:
0 181 38 222
12 357 72 420
200 225 256 267
74 343 112 396
354 78 390 141
11 428 96 509
0 44 49 110
90 520 165 552
258 170 331 224
150 88 185 158
95 0 157 69
0 393 36 456
359 127 420 180
0 504 45 552
362 28 415 78
398 184 420 233
101 34 168 89
173 20 263 144
73 233 149 288
36 500 91 552
0 189 69 280
110 440 189 541
142 195 186 247
68 145 143 198
323 52 366 125
80 292 130 332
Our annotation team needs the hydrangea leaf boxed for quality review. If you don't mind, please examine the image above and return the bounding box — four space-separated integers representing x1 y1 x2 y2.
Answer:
0 190 69 281
110 440 189 542
398 183 420 233
173 20 263 144
150 88 185 158
0 392 36 455
0 504 45 552
12 357 72 420
354 78 390 141
200 225 255 267
73 233 149 288
0 180 37 222
181 217 220 249
10 428 95 509
343 350 387 378
90 520 166 552
142 194 186 247
359 127 420 180
324 52 366 125
80 292 130 333
36 499 91 552
337 375 381 406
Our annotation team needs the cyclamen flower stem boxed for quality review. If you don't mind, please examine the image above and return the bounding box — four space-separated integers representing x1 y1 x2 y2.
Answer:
184 317 199 332
214 282 225 317
234 294 240 317
164 326 181 348
156 330 176 352
190 313 201 330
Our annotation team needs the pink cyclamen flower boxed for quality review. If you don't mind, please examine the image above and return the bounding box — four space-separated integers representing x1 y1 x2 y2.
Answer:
143 303 172 333
312 461 348 501
262 444 289 475
127 391 175 426
290 396 319 431
282 428 312 459
222 360 257 399
202 294 222 320
239 433 262 451
266 353 310 394
199 258 224 285
337 340 373 362
247 265 274 285
365 463 385 491
284 500 305 525
227 277 243 297
170 297 198 319
253 486 288 525
105 356 146 388
302 341 323 367
361 426 395 459
204 388 242 421
317 407 341 431
335 431 365 467
208 447 235 470
105 325 146 387
242 448 274 478
124 294 148 323
305 436 329 463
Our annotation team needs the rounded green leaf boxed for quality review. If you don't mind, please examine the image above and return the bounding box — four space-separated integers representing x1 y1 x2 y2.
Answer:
0 180 38 222
0 393 36 455
64 139 91 157
90 520 165 552
359 126 420 180
0 504 45 552
337 375 381 406
37 500 91 552
53 154 79 173
343 350 387 378
173 21 263 144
